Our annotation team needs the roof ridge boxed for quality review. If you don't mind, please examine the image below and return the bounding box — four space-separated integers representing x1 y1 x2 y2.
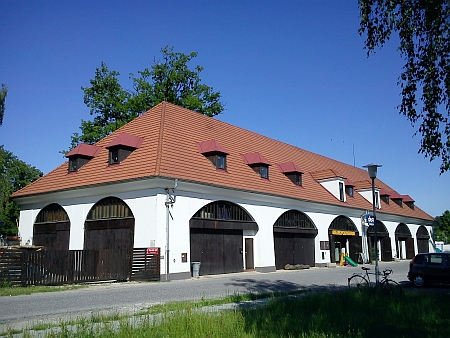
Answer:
154 102 166 175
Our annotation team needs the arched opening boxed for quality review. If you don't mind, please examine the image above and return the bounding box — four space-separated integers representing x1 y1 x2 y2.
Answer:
189 201 257 276
395 223 415 259
84 197 135 250
328 216 360 264
416 226 430 253
273 210 317 269
33 203 70 250
367 221 392 261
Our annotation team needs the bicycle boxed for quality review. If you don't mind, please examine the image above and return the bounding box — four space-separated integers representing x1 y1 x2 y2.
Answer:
348 267 402 294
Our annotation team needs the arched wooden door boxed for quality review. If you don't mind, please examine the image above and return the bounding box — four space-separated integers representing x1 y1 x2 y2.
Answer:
33 203 70 250
273 210 317 269
190 201 258 276
329 216 360 264
395 223 415 259
416 226 430 253
84 197 135 250
367 221 392 261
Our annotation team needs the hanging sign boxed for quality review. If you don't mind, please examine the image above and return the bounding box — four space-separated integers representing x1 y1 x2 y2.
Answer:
331 230 355 236
366 214 375 226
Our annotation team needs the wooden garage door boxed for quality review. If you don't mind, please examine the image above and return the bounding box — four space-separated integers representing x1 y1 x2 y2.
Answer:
274 232 315 269
84 218 134 250
33 222 70 250
190 228 243 276
34 204 70 250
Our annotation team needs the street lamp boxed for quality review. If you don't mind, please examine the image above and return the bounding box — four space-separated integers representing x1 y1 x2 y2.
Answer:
363 163 382 287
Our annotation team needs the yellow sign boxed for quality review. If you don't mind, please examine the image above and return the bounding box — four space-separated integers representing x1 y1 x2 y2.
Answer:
331 230 355 236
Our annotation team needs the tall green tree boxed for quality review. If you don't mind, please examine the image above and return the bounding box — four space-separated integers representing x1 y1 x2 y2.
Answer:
434 210 450 243
0 146 43 236
359 1 450 173
69 46 224 150
0 84 7 126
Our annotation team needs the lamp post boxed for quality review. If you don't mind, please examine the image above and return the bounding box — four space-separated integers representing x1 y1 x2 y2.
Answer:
363 163 382 287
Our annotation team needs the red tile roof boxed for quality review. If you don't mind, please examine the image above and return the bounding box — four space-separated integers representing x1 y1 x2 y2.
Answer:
402 195 415 203
344 179 355 187
241 152 271 165
12 102 433 221
379 188 390 196
106 133 143 149
197 140 229 154
310 169 345 181
65 144 101 158
389 191 403 200
277 162 304 174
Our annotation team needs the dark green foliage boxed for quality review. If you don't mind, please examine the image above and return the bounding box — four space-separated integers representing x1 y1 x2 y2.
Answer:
0 146 43 236
434 210 450 242
0 83 7 126
359 0 450 173
68 46 224 151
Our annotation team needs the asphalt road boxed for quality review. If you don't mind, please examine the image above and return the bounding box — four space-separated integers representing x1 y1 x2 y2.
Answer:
1 261 411 331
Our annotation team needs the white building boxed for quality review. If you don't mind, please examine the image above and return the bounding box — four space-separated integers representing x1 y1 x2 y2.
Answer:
12 102 434 280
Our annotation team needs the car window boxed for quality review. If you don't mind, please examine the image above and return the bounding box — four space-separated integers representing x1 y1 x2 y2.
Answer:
414 255 425 264
428 254 443 265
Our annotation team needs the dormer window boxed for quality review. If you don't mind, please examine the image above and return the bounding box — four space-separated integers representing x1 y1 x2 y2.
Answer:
345 179 354 197
339 182 345 202
380 189 390 204
402 195 415 210
311 169 346 202
106 133 143 166
242 152 271 179
206 153 227 170
346 186 354 197
109 148 121 165
255 164 269 179
277 162 303 186
389 191 403 207
197 140 229 171
65 144 101 173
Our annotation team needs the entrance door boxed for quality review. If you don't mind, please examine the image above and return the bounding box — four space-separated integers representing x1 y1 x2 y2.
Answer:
274 232 315 269
349 236 362 263
406 238 415 258
245 238 254 270
381 237 393 261
190 228 243 275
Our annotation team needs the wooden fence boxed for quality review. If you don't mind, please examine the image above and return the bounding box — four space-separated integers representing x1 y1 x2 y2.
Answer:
0 247 161 286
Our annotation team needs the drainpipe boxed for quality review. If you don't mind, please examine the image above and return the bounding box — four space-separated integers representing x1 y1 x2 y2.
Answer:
164 179 178 281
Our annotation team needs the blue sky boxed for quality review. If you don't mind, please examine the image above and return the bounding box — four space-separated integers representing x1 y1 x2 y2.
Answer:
1 1 449 218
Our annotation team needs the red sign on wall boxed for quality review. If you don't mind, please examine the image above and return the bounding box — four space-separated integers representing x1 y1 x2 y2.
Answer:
147 247 159 255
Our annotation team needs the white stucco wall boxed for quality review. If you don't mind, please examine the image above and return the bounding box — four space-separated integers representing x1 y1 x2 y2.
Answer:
16 178 433 278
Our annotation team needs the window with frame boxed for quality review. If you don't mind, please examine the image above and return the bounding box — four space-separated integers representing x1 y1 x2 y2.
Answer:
206 153 227 170
393 198 403 207
285 172 302 186
69 158 78 172
381 195 390 204
260 165 268 179
251 164 269 179
375 191 380 208
110 148 119 165
339 182 345 202
345 185 353 197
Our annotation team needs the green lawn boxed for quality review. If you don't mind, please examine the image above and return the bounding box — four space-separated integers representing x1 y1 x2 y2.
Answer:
5 288 450 337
